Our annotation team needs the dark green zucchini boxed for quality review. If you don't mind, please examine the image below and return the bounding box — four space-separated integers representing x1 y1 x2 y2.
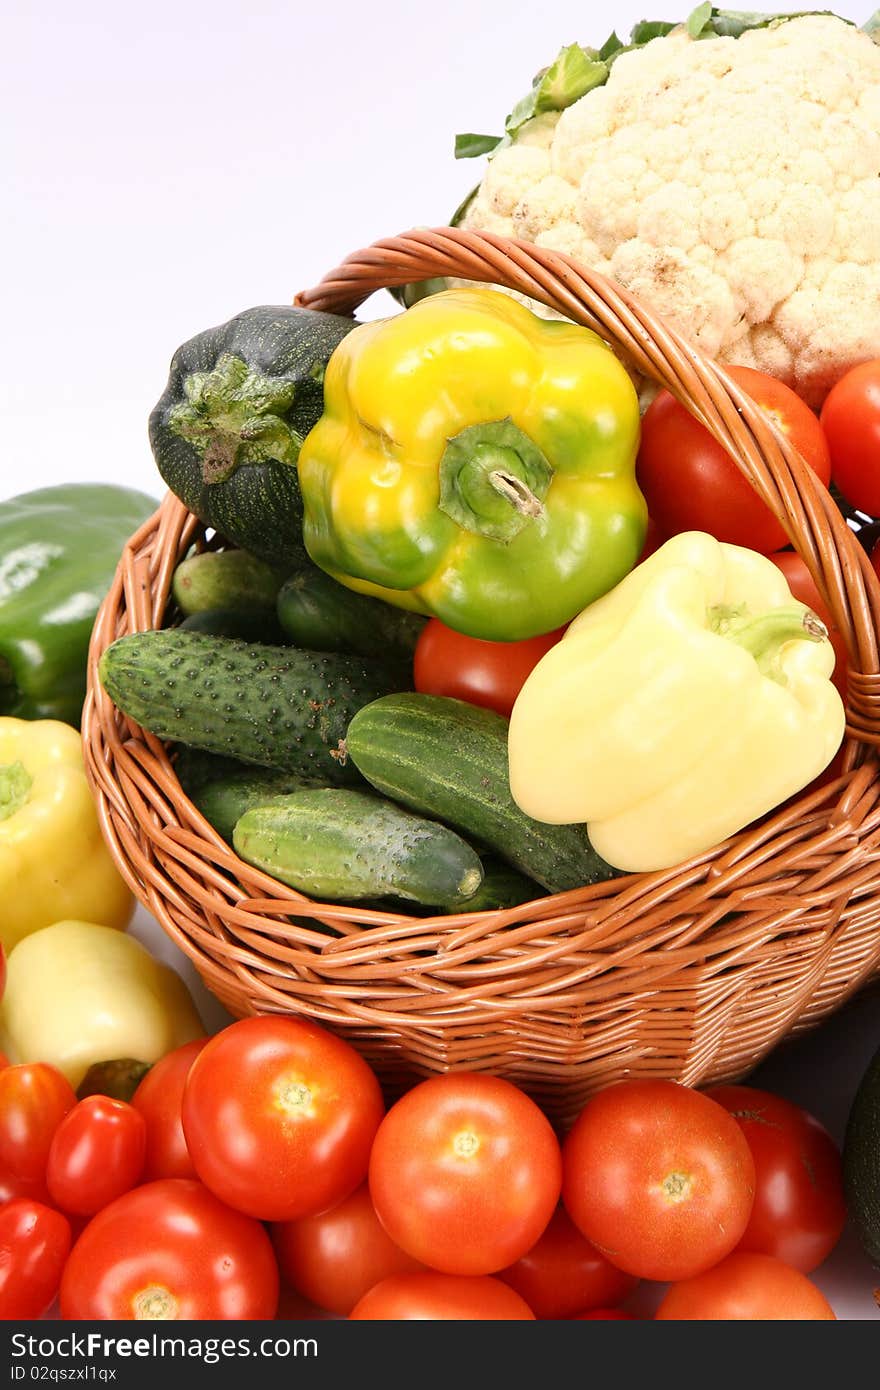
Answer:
345 693 618 894
277 569 426 661
233 788 484 908
843 1039 880 1266
148 305 356 566
99 630 402 783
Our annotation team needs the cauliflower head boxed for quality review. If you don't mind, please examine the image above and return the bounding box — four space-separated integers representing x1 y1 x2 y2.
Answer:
461 15 880 406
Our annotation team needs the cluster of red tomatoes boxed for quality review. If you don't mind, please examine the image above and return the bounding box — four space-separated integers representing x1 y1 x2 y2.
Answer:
0 1013 846 1321
415 359 880 720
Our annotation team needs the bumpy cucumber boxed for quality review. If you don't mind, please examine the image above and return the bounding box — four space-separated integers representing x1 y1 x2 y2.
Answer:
276 569 426 660
452 857 546 912
172 549 283 616
345 693 618 894
99 630 402 783
233 788 484 908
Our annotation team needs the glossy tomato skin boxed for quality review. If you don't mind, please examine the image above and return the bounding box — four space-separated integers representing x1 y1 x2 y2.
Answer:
349 1272 535 1320
655 1250 836 1320
369 1073 562 1277
562 1079 755 1283
498 1206 637 1320
0 1200 72 1319
182 1016 384 1222
272 1182 424 1316
705 1085 846 1273
0 1063 77 1201
820 360 880 517
637 366 831 553
59 1178 278 1320
131 1038 207 1181
414 619 565 720
46 1096 147 1216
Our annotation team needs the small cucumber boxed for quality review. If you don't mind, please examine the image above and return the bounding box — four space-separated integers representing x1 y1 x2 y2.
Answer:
277 569 426 660
843 1039 880 1266
178 608 287 643
99 630 403 783
451 857 546 912
172 549 283 616
233 788 484 908
345 693 618 894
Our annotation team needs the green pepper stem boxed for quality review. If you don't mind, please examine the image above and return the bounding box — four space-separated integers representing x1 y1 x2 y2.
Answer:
488 470 544 518
0 760 33 823
710 604 828 681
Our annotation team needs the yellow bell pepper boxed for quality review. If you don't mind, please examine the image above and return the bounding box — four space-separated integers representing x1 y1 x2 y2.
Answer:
508 531 846 872
0 921 205 1088
0 716 132 953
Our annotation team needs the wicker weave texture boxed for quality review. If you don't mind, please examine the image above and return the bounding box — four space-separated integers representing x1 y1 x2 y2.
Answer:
83 228 880 1124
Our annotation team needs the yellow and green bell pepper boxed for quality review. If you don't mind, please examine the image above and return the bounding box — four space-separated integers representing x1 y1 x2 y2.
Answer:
0 717 133 953
508 531 847 872
0 920 204 1089
297 287 646 641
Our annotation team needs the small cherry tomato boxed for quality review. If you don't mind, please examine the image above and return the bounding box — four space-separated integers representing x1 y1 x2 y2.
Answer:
349 1272 535 1320
131 1039 207 1181
706 1085 846 1273
0 1063 77 1200
414 619 565 720
637 366 831 553
820 359 880 517
498 1206 637 1319
0 1200 72 1319
182 1016 384 1222
369 1073 562 1276
562 1079 755 1282
272 1182 424 1316
46 1095 147 1216
655 1251 836 1320
59 1179 279 1320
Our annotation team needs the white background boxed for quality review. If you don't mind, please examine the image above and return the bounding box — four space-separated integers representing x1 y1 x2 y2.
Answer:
5 0 880 1320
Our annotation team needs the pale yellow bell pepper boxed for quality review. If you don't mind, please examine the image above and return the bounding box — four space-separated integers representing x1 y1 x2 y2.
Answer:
0 921 205 1088
508 531 846 873
0 717 133 953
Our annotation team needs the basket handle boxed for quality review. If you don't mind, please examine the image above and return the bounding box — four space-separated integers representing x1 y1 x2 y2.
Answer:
296 226 880 746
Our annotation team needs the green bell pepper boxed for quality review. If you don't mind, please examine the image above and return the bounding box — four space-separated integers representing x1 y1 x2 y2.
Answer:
0 483 157 725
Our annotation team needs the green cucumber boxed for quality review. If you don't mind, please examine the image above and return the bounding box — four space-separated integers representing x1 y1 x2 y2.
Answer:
345 693 618 894
99 630 402 783
277 569 426 660
178 608 287 643
191 766 329 843
843 1039 880 1266
453 857 546 912
233 788 484 908
172 549 283 617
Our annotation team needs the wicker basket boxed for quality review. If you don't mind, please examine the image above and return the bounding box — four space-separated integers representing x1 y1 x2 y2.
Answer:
82 227 880 1125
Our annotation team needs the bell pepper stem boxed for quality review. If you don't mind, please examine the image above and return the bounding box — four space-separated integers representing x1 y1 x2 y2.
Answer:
711 604 828 682
489 470 544 518
439 418 554 542
0 760 32 822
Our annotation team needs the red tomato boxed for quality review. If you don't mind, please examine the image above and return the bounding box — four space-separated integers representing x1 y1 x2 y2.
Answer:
655 1250 836 1320
182 1016 384 1222
0 1054 9 1072
498 1206 637 1320
272 1182 424 1316
368 1073 562 1276
0 1200 72 1319
414 619 565 720
132 1038 207 1181
46 1095 147 1216
573 1309 638 1320
820 359 880 517
637 366 831 553
769 551 848 702
349 1272 535 1320
0 1063 77 1200
59 1178 278 1320
705 1085 846 1273
562 1079 755 1282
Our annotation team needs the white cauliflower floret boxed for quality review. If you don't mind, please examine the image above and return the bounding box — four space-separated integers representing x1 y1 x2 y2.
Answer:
462 14 880 405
